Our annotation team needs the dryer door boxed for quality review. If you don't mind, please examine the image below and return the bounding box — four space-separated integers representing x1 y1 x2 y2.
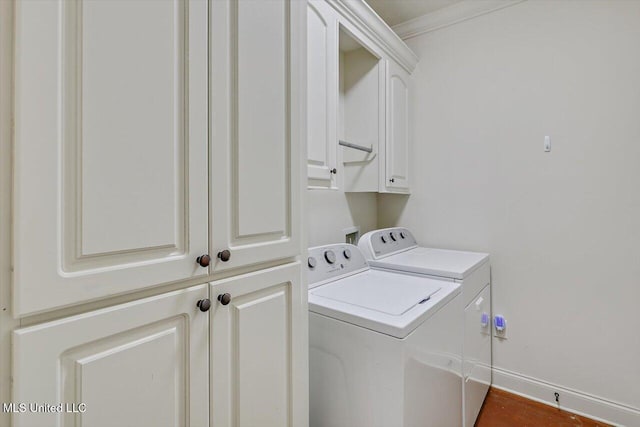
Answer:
463 284 492 427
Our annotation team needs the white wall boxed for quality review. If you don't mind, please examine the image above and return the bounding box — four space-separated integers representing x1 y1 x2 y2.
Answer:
307 190 377 247
379 0 640 423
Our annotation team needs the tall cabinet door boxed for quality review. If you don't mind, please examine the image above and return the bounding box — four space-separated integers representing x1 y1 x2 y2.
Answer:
13 0 209 316
210 0 303 272
307 0 339 189
13 285 209 427
210 263 307 427
384 60 411 192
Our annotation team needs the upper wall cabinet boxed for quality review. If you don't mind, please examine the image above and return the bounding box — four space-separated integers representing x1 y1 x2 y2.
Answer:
308 0 418 194
340 25 385 192
383 60 411 192
13 0 209 316
307 0 339 190
210 0 303 271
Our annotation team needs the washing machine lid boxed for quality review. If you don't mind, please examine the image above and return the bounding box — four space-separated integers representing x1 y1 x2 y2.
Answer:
370 247 489 280
309 269 460 338
312 269 441 316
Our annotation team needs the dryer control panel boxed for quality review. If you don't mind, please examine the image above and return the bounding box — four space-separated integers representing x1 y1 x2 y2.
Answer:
307 244 368 288
358 227 418 260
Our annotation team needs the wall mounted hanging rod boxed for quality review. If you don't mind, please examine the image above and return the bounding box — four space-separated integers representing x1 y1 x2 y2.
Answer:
339 140 373 153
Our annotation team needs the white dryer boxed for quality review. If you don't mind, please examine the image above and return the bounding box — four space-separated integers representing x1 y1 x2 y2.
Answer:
358 228 491 427
307 243 462 427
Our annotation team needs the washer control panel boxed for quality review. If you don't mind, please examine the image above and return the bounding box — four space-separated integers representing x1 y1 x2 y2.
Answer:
358 227 418 259
307 243 368 288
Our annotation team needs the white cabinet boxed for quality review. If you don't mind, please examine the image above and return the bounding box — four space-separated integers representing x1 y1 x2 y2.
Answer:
307 1 339 190
383 60 411 193
13 0 305 315
12 264 309 427
12 0 209 316
340 26 385 192
211 0 302 270
9 0 307 425
12 285 209 427
210 262 307 427
307 1 416 193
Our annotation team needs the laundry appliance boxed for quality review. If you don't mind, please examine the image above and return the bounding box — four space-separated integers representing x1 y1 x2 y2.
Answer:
359 228 491 427
307 243 462 427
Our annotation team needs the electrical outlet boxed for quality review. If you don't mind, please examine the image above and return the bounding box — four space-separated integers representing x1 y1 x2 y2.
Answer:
493 314 508 339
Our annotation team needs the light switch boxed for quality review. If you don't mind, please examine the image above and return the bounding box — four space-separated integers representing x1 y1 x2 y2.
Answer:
544 136 551 152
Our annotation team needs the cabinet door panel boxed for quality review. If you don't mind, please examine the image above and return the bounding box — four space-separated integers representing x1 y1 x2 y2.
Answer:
13 0 208 316
307 0 338 189
13 285 209 427
210 263 307 427
236 0 287 237
385 60 410 192
211 0 302 271
79 1 180 254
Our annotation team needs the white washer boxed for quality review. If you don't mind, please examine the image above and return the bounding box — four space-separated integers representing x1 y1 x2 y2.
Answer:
358 228 491 427
307 243 462 427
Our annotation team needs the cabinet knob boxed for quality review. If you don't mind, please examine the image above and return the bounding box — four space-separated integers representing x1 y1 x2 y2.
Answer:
389 178 395 183
217 293 232 306
197 299 211 312
217 250 231 262
330 168 337 174
196 254 211 267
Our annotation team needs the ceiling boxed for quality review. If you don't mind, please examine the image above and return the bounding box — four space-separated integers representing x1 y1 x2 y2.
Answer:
365 0 464 27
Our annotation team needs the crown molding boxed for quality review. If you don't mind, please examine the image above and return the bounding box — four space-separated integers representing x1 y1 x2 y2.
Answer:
326 0 419 73
392 0 527 40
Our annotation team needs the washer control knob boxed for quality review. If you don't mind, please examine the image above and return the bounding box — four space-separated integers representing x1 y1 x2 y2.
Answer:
400 231 406 239
390 232 396 241
343 249 351 259
308 256 317 269
380 235 387 243
324 250 336 264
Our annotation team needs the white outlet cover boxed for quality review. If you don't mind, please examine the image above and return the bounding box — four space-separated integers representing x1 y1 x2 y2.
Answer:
343 226 360 244
493 318 508 339
493 328 508 340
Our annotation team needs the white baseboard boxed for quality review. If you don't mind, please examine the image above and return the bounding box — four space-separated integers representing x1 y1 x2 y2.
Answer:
492 367 640 427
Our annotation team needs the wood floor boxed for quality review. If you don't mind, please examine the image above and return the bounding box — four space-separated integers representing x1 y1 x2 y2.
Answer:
475 387 610 427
